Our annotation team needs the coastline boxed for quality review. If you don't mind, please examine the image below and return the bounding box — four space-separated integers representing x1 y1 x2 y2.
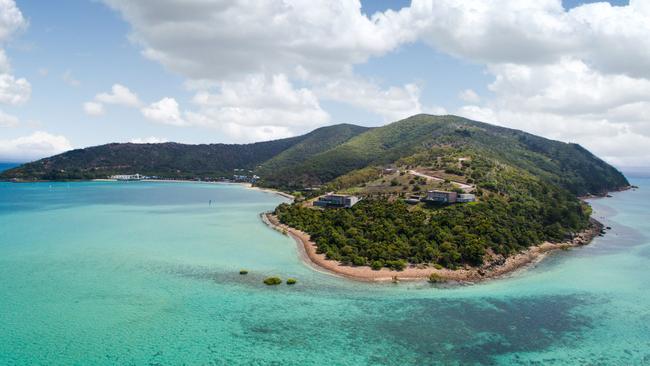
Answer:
263 212 603 283
94 178 297 200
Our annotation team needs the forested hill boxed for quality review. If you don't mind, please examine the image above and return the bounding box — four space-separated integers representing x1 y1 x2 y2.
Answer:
262 114 629 196
0 124 368 181
2 114 628 196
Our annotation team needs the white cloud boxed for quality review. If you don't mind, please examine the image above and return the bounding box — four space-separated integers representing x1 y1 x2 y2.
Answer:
0 49 10 73
129 136 169 144
0 131 72 162
0 72 29 105
186 74 330 141
316 77 426 122
0 108 18 126
95 84 141 107
141 97 187 126
102 0 412 81
458 89 481 103
84 84 141 116
0 0 27 42
83 101 105 116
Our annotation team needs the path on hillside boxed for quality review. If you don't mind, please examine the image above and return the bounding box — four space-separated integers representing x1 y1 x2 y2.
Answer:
408 170 474 191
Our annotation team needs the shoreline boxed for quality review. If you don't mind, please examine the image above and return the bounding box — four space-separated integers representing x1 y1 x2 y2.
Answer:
263 212 604 283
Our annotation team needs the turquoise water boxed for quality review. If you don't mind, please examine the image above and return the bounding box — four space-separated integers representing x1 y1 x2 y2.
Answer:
1 180 648 365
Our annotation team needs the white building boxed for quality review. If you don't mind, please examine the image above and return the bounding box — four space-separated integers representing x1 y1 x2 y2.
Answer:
110 174 143 181
457 193 476 203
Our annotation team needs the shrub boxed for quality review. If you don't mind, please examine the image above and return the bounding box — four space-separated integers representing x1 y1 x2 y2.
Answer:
371 260 384 270
433 264 443 270
386 259 406 271
239 269 249 275
286 278 297 285
429 273 444 283
263 277 282 285
390 179 400 186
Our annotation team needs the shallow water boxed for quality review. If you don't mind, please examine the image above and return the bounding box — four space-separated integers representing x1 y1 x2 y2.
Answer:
0 180 648 365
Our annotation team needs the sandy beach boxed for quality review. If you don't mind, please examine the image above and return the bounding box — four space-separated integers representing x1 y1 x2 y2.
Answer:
263 213 603 283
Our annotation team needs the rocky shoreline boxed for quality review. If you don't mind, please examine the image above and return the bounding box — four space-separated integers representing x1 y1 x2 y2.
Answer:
263 212 604 283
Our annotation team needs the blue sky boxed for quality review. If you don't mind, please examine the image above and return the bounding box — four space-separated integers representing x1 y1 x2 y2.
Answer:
0 0 648 169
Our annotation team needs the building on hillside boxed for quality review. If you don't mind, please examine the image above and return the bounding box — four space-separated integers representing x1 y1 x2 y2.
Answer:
457 193 476 203
405 195 423 205
313 194 360 208
425 190 457 203
382 168 398 175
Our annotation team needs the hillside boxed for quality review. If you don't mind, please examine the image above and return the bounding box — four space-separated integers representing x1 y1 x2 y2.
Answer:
269 115 629 274
262 114 628 196
0 124 367 181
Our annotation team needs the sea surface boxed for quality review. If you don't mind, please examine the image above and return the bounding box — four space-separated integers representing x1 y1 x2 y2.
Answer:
0 179 648 365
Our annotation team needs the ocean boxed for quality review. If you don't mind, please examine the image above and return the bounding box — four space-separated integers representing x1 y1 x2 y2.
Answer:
0 179 648 365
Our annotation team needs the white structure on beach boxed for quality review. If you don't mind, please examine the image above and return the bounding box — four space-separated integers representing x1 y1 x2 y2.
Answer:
110 174 144 181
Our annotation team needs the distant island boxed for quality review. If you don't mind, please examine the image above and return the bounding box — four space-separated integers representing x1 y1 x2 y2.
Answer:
1 114 630 282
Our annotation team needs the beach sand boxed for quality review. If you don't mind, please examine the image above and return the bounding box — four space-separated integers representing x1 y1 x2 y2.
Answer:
263 213 603 283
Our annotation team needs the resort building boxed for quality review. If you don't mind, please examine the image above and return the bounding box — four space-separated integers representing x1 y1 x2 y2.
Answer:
110 174 144 181
425 190 458 203
313 194 360 208
457 193 476 203
405 195 423 205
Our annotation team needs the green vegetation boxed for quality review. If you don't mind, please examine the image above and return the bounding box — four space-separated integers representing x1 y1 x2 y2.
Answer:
239 270 248 275
264 115 629 196
275 153 595 270
286 278 297 285
0 124 367 181
428 273 444 283
263 277 282 286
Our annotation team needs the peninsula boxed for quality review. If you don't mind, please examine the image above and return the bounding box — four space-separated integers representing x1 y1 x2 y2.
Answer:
2 114 630 282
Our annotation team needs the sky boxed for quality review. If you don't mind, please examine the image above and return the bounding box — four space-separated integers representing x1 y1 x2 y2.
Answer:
0 0 647 171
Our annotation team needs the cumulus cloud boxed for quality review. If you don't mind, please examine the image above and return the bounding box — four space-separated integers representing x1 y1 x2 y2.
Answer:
0 72 29 105
95 84 141 107
186 74 330 141
129 136 169 144
84 84 141 116
141 97 187 126
102 0 412 81
0 0 27 42
0 131 72 161
100 0 425 125
316 77 425 122
83 101 105 116
0 1 30 111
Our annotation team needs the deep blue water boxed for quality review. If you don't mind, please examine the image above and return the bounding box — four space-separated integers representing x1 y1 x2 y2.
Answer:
0 180 648 365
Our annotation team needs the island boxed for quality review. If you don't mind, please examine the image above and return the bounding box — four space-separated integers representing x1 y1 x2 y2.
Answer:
1 114 630 282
